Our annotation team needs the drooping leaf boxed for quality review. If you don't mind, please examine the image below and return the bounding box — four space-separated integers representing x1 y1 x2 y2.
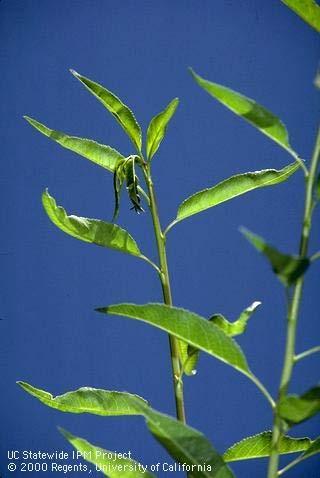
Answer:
190 69 298 157
171 163 299 225
70 70 142 152
282 0 320 32
146 98 179 160
60 428 154 477
241 228 310 286
42 190 142 257
24 116 123 172
279 386 320 426
125 156 144 213
99 303 250 376
210 302 261 337
223 431 311 462
19 382 234 478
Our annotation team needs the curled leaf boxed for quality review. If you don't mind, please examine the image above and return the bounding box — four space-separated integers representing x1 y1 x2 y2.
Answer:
210 301 261 337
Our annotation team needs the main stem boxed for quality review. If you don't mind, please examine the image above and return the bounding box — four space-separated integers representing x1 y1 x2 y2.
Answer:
267 127 320 478
143 163 186 423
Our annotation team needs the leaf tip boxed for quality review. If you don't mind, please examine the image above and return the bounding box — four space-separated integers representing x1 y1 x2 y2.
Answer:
69 69 80 78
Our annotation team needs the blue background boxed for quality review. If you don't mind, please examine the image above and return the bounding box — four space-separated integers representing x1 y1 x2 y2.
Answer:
1 1 319 476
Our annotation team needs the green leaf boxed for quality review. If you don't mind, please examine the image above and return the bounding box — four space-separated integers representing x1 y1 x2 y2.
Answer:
223 431 312 462
70 70 142 152
181 302 260 376
282 0 320 33
300 437 320 460
60 428 154 477
190 69 297 157
241 228 310 286
172 163 299 225
210 301 261 337
18 382 147 415
279 386 320 426
99 303 250 375
19 382 234 478
146 98 179 160
24 116 123 172
42 190 142 257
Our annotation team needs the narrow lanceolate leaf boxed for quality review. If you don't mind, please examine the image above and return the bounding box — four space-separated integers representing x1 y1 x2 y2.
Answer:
223 431 311 462
282 0 320 32
190 69 297 157
60 428 154 477
279 386 320 426
70 70 142 152
173 163 299 224
19 383 234 478
241 228 310 286
42 190 141 257
17 382 146 415
146 98 179 160
99 303 250 375
210 302 261 337
24 116 123 172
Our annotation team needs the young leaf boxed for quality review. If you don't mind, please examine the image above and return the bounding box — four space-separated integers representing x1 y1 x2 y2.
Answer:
279 386 320 426
19 382 234 478
70 70 142 152
223 431 312 462
146 98 179 160
98 303 250 375
241 228 310 286
170 162 299 226
281 0 320 33
60 428 154 477
42 190 142 257
210 301 261 337
24 116 123 172
190 69 297 157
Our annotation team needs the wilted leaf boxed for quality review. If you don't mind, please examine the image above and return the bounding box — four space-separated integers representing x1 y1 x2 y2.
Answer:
241 228 310 286
60 428 154 477
190 69 298 157
42 190 142 257
279 386 320 426
99 303 250 375
223 431 311 462
146 98 179 160
19 382 234 478
70 70 142 152
171 163 298 225
24 116 124 172
210 302 261 337
282 0 320 32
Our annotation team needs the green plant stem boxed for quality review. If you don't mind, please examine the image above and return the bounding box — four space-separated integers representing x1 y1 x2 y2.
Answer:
142 163 186 424
294 345 320 362
267 126 320 478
